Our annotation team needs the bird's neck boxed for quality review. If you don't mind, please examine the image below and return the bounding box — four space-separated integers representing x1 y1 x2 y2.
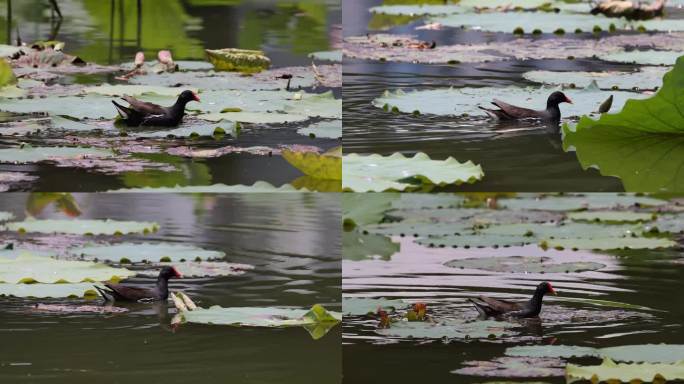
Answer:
171 99 189 115
156 277 170 300
524 287 546 317
546 103 561 121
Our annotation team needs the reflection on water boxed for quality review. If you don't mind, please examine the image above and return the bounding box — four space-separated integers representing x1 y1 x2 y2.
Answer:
0 193 341 383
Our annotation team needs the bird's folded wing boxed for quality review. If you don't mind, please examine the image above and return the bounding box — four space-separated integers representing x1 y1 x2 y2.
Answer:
492 99 540 117
478 296 522 312
106 284 154 301
122 95 166 115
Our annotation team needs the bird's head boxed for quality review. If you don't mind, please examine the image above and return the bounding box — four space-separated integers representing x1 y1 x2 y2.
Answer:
539 281 557 296
179 90 200 103
160 266 183 280
548 91 572 107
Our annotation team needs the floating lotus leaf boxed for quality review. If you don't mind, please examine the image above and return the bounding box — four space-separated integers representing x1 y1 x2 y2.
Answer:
0 94 119 119
342 193 398 228
390 208 563 226
205 48 271 73
645 214 684 234
562 57 684 192
376 319 517 340
567 211 654 223
480 222 641 238
296 120 341 139
282 146 342 180
128 122 237 138
32 303 128 314
83 84 198 97
342 297 410 316
2 218 159 235
0 45 23 58
187 89 299 114
283 91 342 119
108 182 305 193
343 152 484 192
308 50 342 63
544 237 676 250
0 253 135 283
373 86 648 118
343 230 399 261
390 194 465 210
364 222 474 237
0 211 13 221
138 261 254 278
566 358 684 382
174 60 215 71
0 85 27 98
0 146 113 164
197 111 309 124
452 356 565 378
69 242 225 263
371 1 586 15
598 50 684 66
417 233 535 248
498 194 666 211
430 11 684 33
522 67 668 90
0 282 99 298
507 344 684 364
444 256 605 273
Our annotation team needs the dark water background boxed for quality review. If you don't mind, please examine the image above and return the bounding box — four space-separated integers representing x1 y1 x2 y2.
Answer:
0 193 341 383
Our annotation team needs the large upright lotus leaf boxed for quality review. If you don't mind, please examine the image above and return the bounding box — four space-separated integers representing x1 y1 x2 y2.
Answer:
562 57 684 192
283 91 342 119
444 256 605 273
83 84 198 97
566 358 684 382
373 86 647 118
417 233 533 248
0 94 118 119
282 147 342 180
342 297 410 316
498 194 666 211
308 50 342 63
70 242 225 263
376 319 517 340
343 230 399 261
0 254 135 283
598 50 684 66
2 219 159 235
0 283 99 298
567 211 654 223
297 120 342 139
108 181 305 193
522 67 668 91
197 111 309 124
545 236 676 250
507 344 684 364
430 11 684 33
343 152 484 192
0 146 113 164
138 261 254 278
343 193 398 228
0 211 13 222
480 222 641 238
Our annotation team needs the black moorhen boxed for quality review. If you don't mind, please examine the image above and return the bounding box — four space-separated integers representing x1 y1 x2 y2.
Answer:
112 90 200 127
479 91 573 122
94 266 182 302
468 281 557 318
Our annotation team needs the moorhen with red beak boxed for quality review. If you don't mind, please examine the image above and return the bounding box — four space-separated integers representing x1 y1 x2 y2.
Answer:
94 266 182 302
112 90 200 127
468 281 557 318
479 91 573 122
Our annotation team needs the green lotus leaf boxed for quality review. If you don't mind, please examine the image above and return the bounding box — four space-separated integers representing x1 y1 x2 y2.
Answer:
343 230 399 261
0 253 135 283
0 58 16 87
128 122 238 138
0 146 113 164
0 282 99 298
282 147 342 180
69 242 226 263
390 193 465 210
364 222 474 238
0 211 13 222
376 319 517 340
417 234 533 248
296 120 341 139
83 84 199 97
205 48 271 73
283 91 342 119
544 237 676 250
342 297 410 316
562 57 684 192
498 194 666 211
507 344 684 364
567 211 654 223
342 193 398 228
0 94 119 119
444 256 605 273
342 152 484 192
0 45 23 58
566 358 684 382
522 67 668 90
2 218 159 235
480 222 641 238
138 261 254 278
370 1 586 15
390 207 563 226
107 181 305 193
452 356 565 378
598 50 684 66
373 86 649 118
308 50 342 63
197 111 309 124
644 214 684 234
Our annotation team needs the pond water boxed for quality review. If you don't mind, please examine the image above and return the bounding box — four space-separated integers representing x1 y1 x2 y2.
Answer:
0 193 341 383
342 0 683 192
0 0 342 192
342 193 684 382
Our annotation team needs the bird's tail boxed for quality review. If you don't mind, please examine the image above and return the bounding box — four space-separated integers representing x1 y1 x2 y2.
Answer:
478 106 500 120
111 100 131 119
467 298 489 317
94 285 115 302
